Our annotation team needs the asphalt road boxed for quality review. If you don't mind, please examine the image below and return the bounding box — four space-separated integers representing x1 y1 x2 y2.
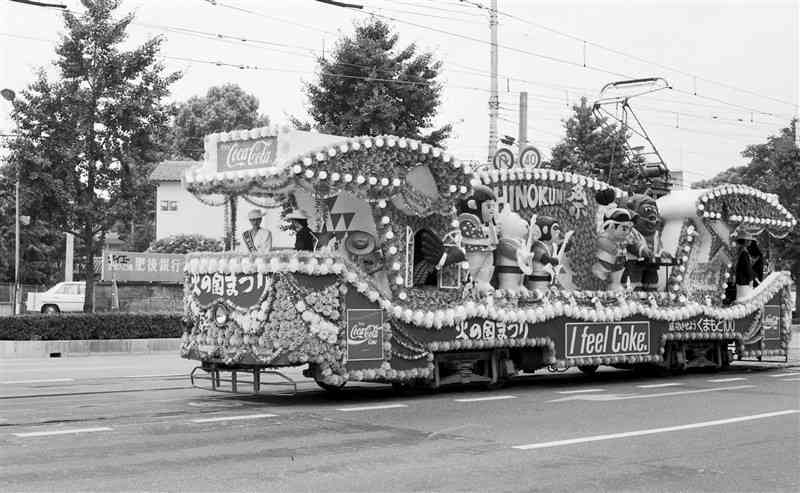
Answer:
1 355 798 493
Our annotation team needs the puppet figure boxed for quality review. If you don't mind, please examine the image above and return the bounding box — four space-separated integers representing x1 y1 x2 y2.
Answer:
494 209 535 296
458 185 500 295
525 216 563 293
592 207 636 291
624 194 670 291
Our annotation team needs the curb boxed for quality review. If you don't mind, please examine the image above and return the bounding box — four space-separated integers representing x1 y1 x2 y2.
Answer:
0 338 181 359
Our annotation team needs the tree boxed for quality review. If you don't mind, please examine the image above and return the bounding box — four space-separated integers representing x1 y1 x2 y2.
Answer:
303 19 450 146
5 0 180 311
148 234 223 254
547 98 657 194
170 84 270 161
693 122 800 315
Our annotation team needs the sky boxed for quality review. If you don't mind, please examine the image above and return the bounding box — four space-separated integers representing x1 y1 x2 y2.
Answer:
1 0 798 185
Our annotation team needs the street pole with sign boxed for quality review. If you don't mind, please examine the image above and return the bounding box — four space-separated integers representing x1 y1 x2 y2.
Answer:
1 88 20 314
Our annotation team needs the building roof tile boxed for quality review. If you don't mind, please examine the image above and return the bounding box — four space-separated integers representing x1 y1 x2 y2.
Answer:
149 160 201 182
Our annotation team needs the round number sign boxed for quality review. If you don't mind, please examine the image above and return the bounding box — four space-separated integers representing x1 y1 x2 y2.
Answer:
519 145 542 168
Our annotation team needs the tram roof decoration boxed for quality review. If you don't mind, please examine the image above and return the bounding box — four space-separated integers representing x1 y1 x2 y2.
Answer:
695 184 797 238
183 126 473 211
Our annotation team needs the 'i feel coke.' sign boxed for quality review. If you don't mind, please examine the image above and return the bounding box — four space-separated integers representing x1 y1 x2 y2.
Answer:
565 322 651 358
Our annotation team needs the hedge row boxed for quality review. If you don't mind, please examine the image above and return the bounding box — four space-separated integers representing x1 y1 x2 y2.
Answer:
0 313 184 341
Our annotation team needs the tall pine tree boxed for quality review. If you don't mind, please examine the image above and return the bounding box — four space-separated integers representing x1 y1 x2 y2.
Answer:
5 0 179 311
303 19 450 146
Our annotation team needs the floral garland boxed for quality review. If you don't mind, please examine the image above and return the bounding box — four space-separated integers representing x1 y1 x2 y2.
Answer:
696 185 797 236
666 219 699 299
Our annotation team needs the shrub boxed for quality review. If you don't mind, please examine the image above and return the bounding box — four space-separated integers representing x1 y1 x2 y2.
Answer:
0 313 184 341
148 234 223 254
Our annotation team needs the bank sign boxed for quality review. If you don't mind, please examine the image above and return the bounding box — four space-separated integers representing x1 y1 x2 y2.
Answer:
565 321 651 358
217 136 278 173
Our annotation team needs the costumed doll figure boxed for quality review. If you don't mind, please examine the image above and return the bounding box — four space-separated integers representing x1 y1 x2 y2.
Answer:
525 216 561 293
624 194 670 291
494 208 536 296
732 228 761 301
458 185 500 295
592 207 637 291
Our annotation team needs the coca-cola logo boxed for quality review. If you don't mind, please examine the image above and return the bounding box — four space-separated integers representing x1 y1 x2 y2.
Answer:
348 323 381 345
218 138 277 171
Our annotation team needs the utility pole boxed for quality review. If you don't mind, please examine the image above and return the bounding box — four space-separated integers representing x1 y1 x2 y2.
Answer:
518 91 528 148
487 0 499 164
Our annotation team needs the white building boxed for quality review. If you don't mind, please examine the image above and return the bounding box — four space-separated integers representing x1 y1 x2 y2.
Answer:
149 161 291 248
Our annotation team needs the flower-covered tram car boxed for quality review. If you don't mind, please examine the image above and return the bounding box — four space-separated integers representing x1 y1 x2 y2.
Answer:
180 126 796 393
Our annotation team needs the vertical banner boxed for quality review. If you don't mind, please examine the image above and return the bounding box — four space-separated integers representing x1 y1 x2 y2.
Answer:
346 309 384 362
405 226 414 288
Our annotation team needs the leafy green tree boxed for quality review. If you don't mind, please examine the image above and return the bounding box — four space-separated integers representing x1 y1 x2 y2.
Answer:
694 122 800 314
5 0 180 311
170 84 270 160
148 234 223 254
303 19 450 146
547 98 657 194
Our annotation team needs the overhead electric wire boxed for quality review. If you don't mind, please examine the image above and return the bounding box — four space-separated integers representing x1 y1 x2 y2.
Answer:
458 0 799 113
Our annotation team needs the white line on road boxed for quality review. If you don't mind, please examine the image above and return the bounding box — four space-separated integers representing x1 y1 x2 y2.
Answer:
119 374 186 379
778 377 800 382
636 382 683 389
548 384 755 403
556 389 607 394
336 404 408 412
512 409 800 450
769 373 799 378
0 378 75 384
454 395 517 402
13 427 113 438
707 378 747 383
191 413 277 423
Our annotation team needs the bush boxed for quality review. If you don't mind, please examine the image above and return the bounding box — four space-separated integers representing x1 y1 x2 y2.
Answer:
0 313 184 341
148 234 223 254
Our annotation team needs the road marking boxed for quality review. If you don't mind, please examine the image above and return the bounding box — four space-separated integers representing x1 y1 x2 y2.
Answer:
636 382 683 389
556 388 606 394
778 377 800 382
512 409 800 450
191 413 277 423
336 404 408 412
0 378 74 384
548 384 754 403
707 378 747 383
454 395 517 402
769 373 799 378
119 374 186 379
13 427 113 438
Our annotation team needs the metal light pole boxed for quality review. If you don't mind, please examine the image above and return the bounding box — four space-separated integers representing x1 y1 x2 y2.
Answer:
2 88 19 315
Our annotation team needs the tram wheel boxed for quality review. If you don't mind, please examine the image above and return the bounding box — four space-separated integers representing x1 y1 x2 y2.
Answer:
578 364 599 375
315 379 346 393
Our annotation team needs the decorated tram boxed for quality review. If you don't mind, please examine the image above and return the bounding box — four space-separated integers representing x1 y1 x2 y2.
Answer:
180 126 796 392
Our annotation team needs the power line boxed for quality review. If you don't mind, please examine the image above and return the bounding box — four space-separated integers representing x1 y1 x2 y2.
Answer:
458 0 799 113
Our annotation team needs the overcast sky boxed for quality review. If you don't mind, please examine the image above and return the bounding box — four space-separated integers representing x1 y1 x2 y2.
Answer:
1 0 798 184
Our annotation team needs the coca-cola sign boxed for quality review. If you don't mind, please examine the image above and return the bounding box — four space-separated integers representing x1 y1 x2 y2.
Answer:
346 309 384 362
217 136 278 172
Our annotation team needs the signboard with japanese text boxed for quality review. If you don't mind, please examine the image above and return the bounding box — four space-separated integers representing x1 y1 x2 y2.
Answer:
102 251 185 283
217 136 277 173
454 318 529 342
346 309 384 362
565 321 650 359
189 272 272 310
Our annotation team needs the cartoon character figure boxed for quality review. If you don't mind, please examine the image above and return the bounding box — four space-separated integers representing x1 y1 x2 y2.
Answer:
592 207 636 291
458 185 500 296
494 209 535 296
731 227 762 301
525 216 563 293
624 194 670 291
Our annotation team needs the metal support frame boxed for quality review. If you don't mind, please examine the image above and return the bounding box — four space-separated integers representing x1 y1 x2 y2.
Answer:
190 366 297 395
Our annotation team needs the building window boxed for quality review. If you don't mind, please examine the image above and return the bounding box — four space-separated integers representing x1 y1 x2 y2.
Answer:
160 200 169 211
169 201 178 211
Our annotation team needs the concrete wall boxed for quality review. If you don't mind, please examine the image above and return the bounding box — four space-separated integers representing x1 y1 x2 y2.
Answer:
93 282 184 313
0 338 181 358
155 181 292 248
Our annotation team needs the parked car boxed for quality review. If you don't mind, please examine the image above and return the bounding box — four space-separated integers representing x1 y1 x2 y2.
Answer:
26 282 85 314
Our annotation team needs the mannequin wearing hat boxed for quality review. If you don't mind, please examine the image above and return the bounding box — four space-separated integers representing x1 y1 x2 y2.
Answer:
732 228 763 301
239 209 272 254
592 207 637 291
286 210 316 252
